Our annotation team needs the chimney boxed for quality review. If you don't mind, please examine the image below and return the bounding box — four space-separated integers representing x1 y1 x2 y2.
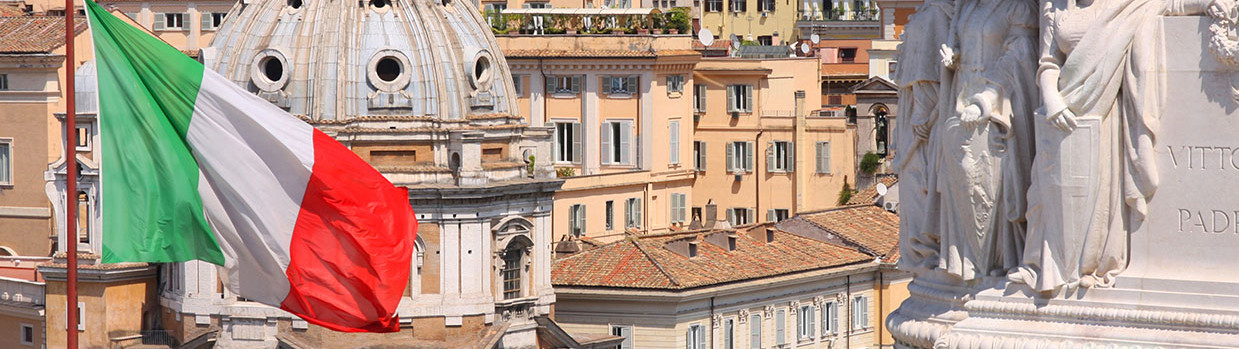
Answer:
705 199 718 229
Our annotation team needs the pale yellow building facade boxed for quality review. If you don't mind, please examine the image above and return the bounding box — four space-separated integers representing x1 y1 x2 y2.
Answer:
692 57 854 226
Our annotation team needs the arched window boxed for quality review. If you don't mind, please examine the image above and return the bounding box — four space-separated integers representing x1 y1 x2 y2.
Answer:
499 236 533 300
409 236 425 297
874 108 889 157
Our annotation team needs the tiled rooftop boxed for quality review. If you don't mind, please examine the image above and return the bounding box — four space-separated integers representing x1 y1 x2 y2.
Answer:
847 174 898 205
503 49 701 58
794 205 900 262
552 224 873 290
0 15 87 53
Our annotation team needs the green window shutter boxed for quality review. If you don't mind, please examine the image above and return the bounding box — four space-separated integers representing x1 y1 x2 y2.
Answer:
570 76 581 93
787 141 795 172
602 76 613 94
546 76 558 93
619 121 632 164
669 120 679 164
571 123 582 163
744 85 753 112
600 122 613 164
634 198 642 228
726 85 736 112
699 141 707 170
579 205 587 236
726 142 735 172
745 142 754 171
569 204 578 235
766 141 775 172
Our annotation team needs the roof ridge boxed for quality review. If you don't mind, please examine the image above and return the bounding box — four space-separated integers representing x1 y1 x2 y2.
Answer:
629 238 682 288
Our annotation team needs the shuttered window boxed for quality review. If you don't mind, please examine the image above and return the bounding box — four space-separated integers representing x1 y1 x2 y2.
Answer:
822 301 838 335
767 141 794 172
546 75 582 94
611 325 633 349
669 120 680 165
553 122 582 163
670 193 687 224
775 309 786 345
749 314 761 348
569 204 586 236
726 84 753 113
626 198 642 229
816 141 832 174
693 141 706 172
601 121 633 165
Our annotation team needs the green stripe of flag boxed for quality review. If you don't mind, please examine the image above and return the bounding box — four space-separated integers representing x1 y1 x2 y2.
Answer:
87 0 225 265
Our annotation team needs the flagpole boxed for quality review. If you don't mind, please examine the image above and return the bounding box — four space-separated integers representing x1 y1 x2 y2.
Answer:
64 0 79 347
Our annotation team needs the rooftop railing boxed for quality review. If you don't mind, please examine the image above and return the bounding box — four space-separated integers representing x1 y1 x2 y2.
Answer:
486 7 691 35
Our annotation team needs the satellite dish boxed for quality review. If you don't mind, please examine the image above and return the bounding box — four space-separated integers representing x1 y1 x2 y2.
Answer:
876 183 889 196
810 33 820 44
730 34 740 49
698 28 714 47
800 42 811 54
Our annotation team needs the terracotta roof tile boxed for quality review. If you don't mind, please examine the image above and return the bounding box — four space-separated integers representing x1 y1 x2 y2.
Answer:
847 175 898 205
552 226 873 290
0 15 87 54
798 205 900 262
503 49 658 58
0 6 25 17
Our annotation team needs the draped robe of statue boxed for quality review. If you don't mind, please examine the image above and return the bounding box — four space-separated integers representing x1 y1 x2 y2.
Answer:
1014 0 1215 292
894 0 954 271
934 0 1038 281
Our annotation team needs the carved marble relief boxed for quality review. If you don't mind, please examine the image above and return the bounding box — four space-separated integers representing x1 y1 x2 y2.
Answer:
894 0 1239 293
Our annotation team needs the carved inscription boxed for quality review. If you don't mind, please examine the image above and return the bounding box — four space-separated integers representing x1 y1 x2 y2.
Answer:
1166 145 1239 234
1166 145 1239 170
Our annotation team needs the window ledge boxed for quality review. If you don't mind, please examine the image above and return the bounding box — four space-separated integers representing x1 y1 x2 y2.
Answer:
605 92 635 99
495 296 538 308
549 92 578 99
667 91 683 98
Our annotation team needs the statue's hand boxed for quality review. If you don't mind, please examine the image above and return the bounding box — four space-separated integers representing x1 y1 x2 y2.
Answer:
1049 107 1079 132
1209 0 1238 21
914 122 932 141
940 44 959 69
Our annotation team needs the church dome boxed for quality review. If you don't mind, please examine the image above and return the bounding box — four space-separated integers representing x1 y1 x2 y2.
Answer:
202 0 517 121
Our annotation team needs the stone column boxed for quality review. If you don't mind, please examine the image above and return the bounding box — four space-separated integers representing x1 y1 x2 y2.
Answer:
531 73 546 127
640 72 655 170
583 73 601 175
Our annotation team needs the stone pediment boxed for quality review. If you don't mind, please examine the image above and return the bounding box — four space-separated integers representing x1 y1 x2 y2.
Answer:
850 76 897 93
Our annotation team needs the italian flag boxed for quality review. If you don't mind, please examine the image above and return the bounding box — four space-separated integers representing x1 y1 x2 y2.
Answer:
85 1 417 332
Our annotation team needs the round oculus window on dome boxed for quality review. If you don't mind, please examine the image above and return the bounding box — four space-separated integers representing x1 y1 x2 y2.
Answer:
370 0 390 8
375 57 402 82
288 0 303 9
251 49 290 92
468 53 494 90
367 50 412 92
262 57 283 82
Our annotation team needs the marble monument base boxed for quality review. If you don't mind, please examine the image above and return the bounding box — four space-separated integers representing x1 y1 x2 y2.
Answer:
887 273 1239 348
890 15 1239 349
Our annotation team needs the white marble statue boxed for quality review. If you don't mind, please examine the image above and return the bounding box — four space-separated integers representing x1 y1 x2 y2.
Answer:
1009 0 1230 292
894 0 954 271
933 0 1039 281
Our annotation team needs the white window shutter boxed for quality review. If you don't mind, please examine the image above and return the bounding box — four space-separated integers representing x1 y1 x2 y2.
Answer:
668 121 679 164
572 123 582 163
744 85 754 112
601 123 613 164
696 325 706 349
622 327 633 349
816 142 824 173
831 303 839 333
767 209 775 222
153 13 167 30
808 309 815 337
552 123 562 162
726 142 735 172
603 76 613 93
571 76 581 93
685 328 692 349
788 141 795 172
200 12 212 30
745 142 755 171
625 200 633 228
628 77 638 93
766 141 775 172
620 121 632 164
776 310 786 345
747 208 755 225
726 208 735 225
